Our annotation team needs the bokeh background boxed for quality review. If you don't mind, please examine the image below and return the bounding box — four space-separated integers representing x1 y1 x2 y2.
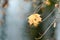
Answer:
0 0 60 40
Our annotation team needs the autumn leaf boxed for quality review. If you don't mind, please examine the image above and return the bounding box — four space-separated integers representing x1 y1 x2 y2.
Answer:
28 13 42 27
44 0 51 6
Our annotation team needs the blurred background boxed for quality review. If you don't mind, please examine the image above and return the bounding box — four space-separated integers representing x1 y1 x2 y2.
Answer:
0 0 60 40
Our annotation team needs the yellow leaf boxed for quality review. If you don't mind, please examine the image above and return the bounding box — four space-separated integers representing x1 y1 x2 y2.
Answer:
28 13 42 27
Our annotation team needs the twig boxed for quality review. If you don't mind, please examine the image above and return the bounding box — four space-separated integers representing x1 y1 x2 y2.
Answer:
33 2 43 13
35 19 56 40
33 2 56 22
42 8 56 22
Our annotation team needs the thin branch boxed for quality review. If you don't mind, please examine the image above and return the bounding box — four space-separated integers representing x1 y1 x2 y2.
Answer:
35 19 56 40
33 2 43 13
42 8 56 22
